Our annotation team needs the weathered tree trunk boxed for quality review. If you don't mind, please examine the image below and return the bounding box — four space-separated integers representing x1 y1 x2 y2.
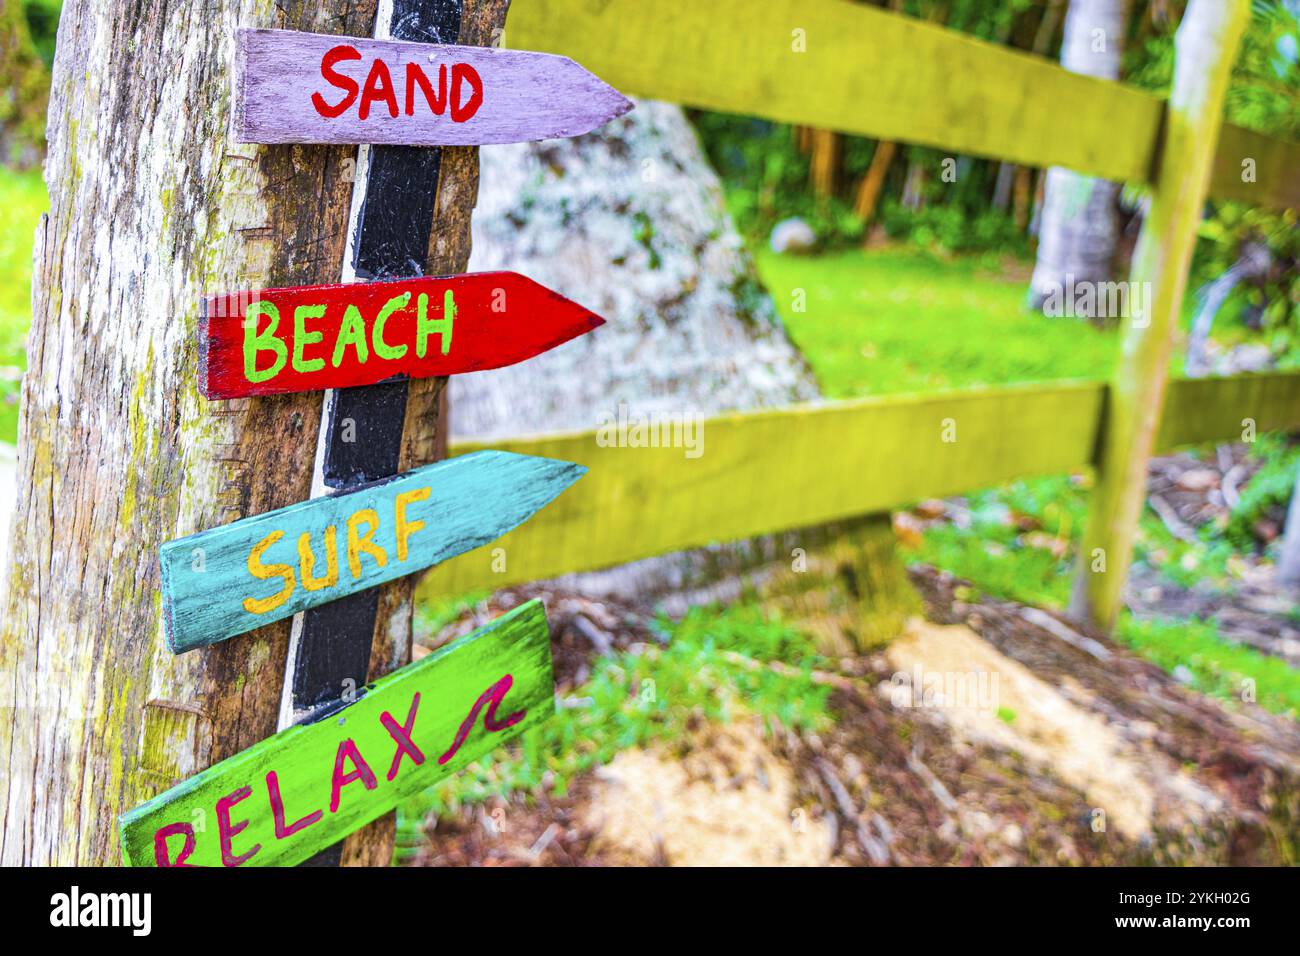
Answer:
1028 0 1130 320
0 0 452 866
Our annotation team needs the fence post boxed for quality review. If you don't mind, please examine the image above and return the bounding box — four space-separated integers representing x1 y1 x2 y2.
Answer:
1069 0 1250 631
760 515 922 656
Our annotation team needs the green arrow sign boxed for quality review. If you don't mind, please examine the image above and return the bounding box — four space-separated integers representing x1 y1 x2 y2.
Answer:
120 600 553 867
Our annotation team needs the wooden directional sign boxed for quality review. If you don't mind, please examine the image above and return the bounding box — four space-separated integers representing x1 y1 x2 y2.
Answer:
233 28 634 146
161 451 583 653
200 272 604 400
121 600 553 867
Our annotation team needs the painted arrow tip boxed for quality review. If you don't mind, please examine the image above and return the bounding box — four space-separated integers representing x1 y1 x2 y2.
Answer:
557 53 635 125
234 29 636 147
198 272 608 398
160 451 587 653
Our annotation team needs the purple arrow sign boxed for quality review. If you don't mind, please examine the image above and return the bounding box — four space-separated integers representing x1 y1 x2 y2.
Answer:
232 28 634 146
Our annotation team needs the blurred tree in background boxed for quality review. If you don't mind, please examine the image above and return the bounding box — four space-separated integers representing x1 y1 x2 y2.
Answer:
21 0 57 64
1028 0 1130 324
1177 0 1299 368
692 0 1299 363
0 0 54 167
693 0 1056 257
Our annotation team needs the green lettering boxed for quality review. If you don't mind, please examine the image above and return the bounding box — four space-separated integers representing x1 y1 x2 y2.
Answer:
242 301 288 384
292 305 327 374
372 293 410 361
332 305 370 367
416 290 455 358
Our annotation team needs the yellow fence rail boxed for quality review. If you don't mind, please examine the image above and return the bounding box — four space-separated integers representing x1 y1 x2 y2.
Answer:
506 0 1300 211
424 370 1300 597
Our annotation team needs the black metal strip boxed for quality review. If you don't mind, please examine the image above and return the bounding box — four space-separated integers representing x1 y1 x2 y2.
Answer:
293 0 464 868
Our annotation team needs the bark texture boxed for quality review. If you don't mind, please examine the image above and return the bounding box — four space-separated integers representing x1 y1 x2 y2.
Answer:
0 0 391 866
1028 0 1130 318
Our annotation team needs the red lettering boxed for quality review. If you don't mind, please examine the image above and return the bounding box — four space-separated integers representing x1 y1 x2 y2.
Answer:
266 770 323 840
359 59 399 120
312 45 363 119
450 63 483 123
216 786 261 867
439 674 524 766
381 692 426 782
405 62 448 116
153 822 196 867
329 739 378 813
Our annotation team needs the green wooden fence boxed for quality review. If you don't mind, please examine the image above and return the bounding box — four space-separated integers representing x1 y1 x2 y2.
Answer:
446 0 1300 625
425 370 1300 596
505 0 1300 211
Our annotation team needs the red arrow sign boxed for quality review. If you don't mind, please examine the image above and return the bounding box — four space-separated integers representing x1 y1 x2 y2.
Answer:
199 272 603 399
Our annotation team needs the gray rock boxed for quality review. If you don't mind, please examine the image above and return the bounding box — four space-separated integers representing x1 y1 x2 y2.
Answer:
769 217 817 255
453 99 818 440
451 100 820 604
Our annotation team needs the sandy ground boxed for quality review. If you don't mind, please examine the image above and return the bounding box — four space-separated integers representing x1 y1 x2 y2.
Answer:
413 572 1299 867
583 719 836 866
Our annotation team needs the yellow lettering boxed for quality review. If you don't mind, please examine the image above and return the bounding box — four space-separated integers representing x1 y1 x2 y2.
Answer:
242 531 296 614
346 508 389 579
297 527 340 591
243 301 288 384
415 290 455 358
292 305 327 373
394 487 430 561
372 293 410 361
332 305 370 367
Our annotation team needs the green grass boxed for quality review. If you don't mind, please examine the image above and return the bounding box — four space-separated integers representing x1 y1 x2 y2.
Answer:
0 168 47 444
755 246 1300 719
906 467 1245 611
1116 615 1300 718
393 603 831 860
756 246 1120 397
901 470 1300 718
412 588 493 643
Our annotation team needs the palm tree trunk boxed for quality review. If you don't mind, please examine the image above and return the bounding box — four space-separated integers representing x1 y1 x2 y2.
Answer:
1029 0 1131 321
809 128 841 198
854 140 897 223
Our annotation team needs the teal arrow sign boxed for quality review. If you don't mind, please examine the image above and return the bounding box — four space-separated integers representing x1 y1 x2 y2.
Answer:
161 450 584 653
